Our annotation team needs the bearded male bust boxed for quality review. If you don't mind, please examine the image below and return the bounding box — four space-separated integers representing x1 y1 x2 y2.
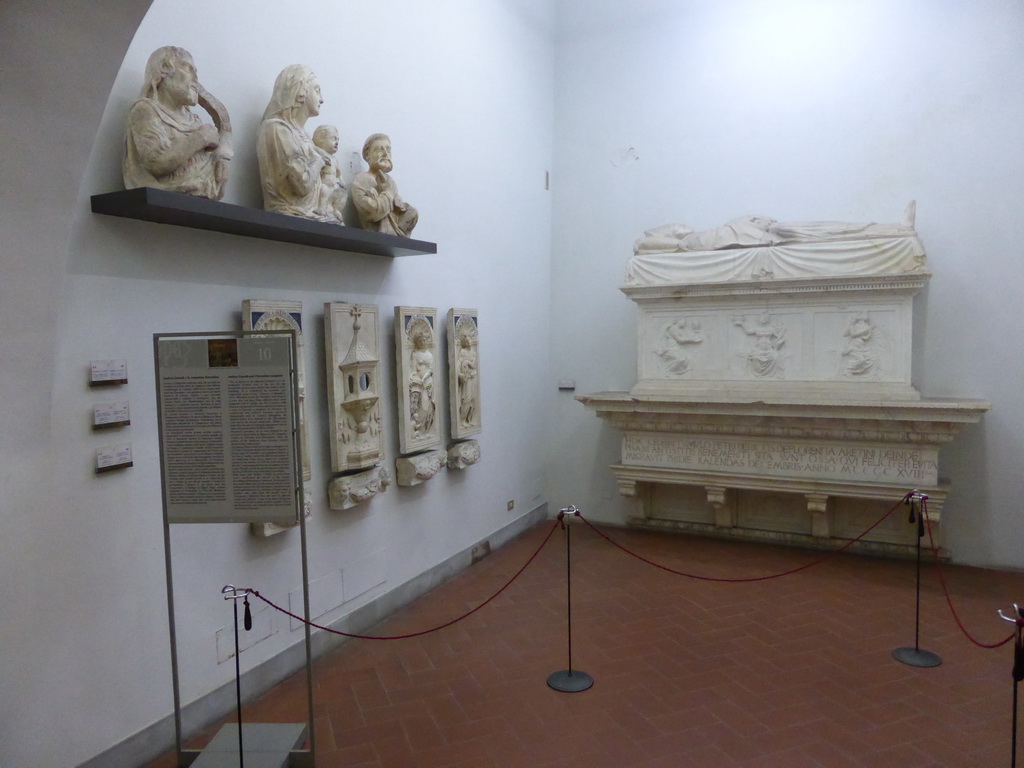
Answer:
123 46 232 200
351 133 418 237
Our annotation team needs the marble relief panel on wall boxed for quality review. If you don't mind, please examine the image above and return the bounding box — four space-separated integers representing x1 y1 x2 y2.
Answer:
447 308 481 440
394 307 441 455
325 303 384 473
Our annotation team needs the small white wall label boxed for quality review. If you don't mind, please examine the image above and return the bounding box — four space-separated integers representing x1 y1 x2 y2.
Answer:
92 401 130 430
89 359 128 387
96 443 133 474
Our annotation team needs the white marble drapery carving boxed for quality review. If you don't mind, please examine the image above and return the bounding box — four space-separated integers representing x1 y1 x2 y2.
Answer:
628 204 925 284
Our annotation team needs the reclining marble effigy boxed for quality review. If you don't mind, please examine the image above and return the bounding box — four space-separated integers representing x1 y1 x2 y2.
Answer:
628 202 925 284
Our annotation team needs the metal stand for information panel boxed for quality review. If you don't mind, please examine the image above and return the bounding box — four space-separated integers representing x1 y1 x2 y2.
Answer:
155 331 315 768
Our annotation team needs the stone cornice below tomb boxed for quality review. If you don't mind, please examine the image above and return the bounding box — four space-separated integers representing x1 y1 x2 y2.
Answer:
577 391 991 446
620 272 930 301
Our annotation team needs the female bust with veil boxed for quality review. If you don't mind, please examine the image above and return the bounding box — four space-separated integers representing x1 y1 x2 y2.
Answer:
257 64 332 220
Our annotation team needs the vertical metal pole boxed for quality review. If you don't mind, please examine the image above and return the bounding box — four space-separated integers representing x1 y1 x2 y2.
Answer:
566 518 573 674
162 514 183 760
299 489 315 759
291 330 316 763
913 504 923 652
233 597 245 768
999 606 1024 768
154 334 184 760
1013 659 1018 768
892 492 941 667
1013 619 1023 768
547 507 594 693
998 605 1024 768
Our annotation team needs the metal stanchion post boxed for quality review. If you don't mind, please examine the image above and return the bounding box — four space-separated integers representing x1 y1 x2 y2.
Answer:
222 585 252 768
998 604 1024 768
547 506 594 693
892 491 942 667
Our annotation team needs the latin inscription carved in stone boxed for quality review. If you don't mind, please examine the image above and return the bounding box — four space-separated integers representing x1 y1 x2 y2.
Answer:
622 433 938 485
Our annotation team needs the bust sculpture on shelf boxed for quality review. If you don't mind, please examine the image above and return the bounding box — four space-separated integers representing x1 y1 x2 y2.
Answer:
257 65 334 221
351 133 418 237
312 125 347 224
123 46 232 200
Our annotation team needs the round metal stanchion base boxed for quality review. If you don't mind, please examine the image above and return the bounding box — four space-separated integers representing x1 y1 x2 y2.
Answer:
547 669 594 693
892 647 942 667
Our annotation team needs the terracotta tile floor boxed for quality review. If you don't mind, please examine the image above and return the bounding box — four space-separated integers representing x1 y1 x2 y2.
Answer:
148 519 1024 767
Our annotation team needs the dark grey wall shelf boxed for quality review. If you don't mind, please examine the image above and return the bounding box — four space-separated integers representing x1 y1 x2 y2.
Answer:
91 187 437 257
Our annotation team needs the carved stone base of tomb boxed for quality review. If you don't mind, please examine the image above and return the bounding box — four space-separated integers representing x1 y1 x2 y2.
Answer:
578 392 988 557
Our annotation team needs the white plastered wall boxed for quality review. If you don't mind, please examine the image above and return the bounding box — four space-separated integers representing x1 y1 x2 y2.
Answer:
5 0 1024 765
0 1 554 766
548 0 1024 569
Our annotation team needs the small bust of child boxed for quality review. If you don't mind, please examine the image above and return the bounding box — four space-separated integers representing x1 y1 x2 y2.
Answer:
312 124 348 224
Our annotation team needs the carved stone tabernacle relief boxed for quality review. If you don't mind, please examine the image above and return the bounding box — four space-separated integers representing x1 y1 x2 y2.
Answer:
258 65 334 221
325 303 384 472
395 450 446 487
395 307 441 454
327 466 390 511
447 309 481 439
447 440 480 470
123 46 232 199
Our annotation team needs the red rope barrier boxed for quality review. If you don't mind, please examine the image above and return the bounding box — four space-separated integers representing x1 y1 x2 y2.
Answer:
920 498 1014 649
251 518 560 640
575 493 910 583
246 498 1010 651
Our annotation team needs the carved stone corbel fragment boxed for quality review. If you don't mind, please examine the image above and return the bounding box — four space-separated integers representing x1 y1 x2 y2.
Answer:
327 466 391 511
396 450 445 486
447 440 480 470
